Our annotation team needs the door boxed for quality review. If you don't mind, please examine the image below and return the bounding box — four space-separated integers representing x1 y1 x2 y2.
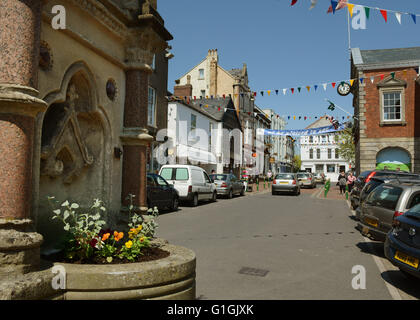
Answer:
203 171 213 199
155 175 173 207
147 175 161 208
231 174 241 194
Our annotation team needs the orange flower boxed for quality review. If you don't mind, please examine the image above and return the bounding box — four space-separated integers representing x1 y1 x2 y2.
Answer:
114 231 124 241
102 233 110 241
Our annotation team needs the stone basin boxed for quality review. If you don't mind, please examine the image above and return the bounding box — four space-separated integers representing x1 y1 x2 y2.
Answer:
54 243 196 300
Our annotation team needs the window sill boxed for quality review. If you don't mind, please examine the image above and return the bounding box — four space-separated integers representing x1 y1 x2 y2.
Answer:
379 121 406 127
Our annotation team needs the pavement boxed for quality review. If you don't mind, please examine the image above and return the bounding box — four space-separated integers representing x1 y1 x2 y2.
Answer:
155 185 420 300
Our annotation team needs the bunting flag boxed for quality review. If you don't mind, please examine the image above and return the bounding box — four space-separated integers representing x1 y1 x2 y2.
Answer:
364 6 370 19
169 69 417 102
347 3 355 17
395 12 402 24
291 0 298 6
327 0 347 14
412 14 417 24
309 0 318 10
380 9 388 22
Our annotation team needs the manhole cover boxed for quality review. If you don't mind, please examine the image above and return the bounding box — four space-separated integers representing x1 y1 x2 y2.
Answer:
239 267 269 277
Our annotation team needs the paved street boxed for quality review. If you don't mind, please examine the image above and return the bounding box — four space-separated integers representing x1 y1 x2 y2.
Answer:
156 185 420 300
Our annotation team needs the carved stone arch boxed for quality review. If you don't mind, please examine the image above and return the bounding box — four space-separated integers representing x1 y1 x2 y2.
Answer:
36 61 113 252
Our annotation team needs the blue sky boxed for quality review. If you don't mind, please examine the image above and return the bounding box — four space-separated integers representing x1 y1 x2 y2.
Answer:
159 0 420 130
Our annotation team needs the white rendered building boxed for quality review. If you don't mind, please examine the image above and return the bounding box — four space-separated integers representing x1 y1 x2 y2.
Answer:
300 117 350 182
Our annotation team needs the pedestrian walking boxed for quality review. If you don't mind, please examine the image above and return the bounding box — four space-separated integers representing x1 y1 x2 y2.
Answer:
347 171 356 193
267 170 273 181
338 171 347 195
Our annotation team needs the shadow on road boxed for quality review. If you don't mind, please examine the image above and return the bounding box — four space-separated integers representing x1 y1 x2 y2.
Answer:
356 241 386 259
381 270 420 299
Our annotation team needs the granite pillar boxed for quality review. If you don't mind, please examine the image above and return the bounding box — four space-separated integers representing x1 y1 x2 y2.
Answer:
0 0 47 279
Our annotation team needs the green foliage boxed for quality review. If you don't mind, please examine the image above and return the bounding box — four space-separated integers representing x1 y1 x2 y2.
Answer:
335 127 355 164
292 155 302 173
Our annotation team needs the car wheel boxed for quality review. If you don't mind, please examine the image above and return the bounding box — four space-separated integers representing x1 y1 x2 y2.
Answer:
228 189 233 199
171 197 179 211
191 194 198 207
272 191 277 196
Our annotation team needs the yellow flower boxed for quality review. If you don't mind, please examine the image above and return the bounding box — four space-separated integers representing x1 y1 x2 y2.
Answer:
125 240 133 249
140 237 144 243
136 225 143 232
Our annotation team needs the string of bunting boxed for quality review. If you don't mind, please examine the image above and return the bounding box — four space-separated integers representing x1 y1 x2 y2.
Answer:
168 68 419 102
292 0 420 24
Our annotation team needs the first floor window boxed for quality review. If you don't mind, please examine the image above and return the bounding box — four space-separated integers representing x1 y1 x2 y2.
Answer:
383 91 402 121
148 87 156 126
315 164 324 172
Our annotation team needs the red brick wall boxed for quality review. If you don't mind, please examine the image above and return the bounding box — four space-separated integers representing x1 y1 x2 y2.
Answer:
362 68 419 139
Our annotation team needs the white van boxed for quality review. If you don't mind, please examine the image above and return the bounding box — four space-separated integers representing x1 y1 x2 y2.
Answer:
159 165 217 206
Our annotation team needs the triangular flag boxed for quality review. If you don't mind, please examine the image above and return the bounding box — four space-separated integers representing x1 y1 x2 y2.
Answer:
298 87 301 92
309 0 317 10
347 3 355 17
364 7 370 19
380 74 385 80
349 79 355 86
267 90 271 96
293 116 296 120
360 78 364 84
330 1 338 14
260 91 264 96
380 10 388 22
222 94 225 99
306 86 311 92
291 88 295 94
332 82 336 88
283 89 287 95
395 12 402 24
391 72 395 79
291 0 298 6
253 92 257 97
411 14 417 24
275 90 279 95
322 83 328 91
314 85 318 91
370 76 375 83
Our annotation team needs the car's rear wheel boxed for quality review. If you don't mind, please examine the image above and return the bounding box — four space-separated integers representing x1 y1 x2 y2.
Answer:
272 190 277 196
228 189 233 199
171 197 179 211
191 194 198 207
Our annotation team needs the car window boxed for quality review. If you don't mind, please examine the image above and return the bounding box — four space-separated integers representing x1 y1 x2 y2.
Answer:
405 203 420 220
369 185 403 210
275 174 294 180
210 174 227 181
147 176 156 186
203 172 211 183
297 173 306 178
175 168 189 180
361 180 384 201
160 168 173 180
407 192 420 209
156 176 168 186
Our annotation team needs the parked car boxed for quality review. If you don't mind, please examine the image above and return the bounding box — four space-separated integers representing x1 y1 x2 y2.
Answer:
272 173 300 196
297 172 316 189
357 180 420 241
385 203 420 281
210 173 245 198
159 165 217 207
147 173 179 212
314 173 325 185
350 170 419 210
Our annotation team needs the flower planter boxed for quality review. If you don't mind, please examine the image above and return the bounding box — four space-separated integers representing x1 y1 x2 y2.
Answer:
54 242 196 300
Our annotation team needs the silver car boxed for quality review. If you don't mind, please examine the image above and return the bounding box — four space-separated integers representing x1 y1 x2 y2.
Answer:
272 173 300 196
357 180 420 241
210 174 245 199
297 172 316 189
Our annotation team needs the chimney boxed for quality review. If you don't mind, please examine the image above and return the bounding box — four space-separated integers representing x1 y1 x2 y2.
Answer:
174 77 193 98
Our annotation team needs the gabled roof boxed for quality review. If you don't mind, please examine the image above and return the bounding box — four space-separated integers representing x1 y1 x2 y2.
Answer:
192 98 242 130
304 116 333 129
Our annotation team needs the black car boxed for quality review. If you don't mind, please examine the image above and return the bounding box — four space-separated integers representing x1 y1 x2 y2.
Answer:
350 170 420 210
147 173 179 212
385 203 420 281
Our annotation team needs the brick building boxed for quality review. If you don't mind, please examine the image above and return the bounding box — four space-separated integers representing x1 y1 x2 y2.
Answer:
351 47 420 174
